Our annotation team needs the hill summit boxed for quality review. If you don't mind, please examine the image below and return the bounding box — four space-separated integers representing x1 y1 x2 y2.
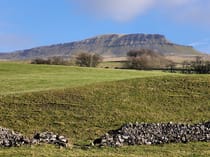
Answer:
0 34 201 60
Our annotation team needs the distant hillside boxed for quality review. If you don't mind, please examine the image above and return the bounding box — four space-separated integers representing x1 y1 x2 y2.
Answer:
0 34 201 60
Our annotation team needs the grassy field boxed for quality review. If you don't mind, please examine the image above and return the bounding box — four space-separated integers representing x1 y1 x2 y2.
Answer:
0 62 169 95
0 143 210 157
98 61 125 69
0 62 210 156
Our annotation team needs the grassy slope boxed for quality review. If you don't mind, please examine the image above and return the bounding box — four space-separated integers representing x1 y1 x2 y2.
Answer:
161 45 200 55
98 61 125 69
0 62 210 156
0 143 210 157
0 62 168 95
1 75 210 141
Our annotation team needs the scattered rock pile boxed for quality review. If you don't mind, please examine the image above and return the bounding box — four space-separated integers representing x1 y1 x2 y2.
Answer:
32 132 69 147
93 121 210 147
0 127 30 147
0 127 69 148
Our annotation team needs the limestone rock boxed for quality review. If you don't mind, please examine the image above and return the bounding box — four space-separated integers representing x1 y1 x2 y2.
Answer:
0 127 29 147
93 121 210 147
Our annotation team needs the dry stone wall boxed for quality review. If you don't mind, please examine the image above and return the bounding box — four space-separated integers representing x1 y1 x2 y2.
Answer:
1 121 210 148
93 121 210 147
0 127 69 147
0 127 30 147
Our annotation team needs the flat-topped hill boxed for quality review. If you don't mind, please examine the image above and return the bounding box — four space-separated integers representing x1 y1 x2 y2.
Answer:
0 34 201 60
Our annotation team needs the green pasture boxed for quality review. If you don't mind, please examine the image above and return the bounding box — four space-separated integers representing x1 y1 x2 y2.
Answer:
0 62 170 95
0 62 209 156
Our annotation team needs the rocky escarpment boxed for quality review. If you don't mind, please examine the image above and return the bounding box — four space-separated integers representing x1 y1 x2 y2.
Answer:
0 127 69 147
93 121 210 147
0 34 200 60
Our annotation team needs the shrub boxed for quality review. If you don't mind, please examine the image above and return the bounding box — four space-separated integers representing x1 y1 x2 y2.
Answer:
75 52 102 67
31 56 68 65
191 56 210 74
31 58 50 64
126 49 170 70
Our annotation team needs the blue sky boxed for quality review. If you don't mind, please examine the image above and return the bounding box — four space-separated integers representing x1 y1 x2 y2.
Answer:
0 0 210 53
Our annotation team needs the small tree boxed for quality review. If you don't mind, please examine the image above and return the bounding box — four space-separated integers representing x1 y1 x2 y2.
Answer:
31 58 50 64
126 49 170 70
166 62 176 73
182 60 192 73
75 52 102 67
181 56 210 74
191 56 210 74
48 56 67 65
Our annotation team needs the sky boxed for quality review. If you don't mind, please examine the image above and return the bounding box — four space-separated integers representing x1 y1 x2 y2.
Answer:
0 0 210 53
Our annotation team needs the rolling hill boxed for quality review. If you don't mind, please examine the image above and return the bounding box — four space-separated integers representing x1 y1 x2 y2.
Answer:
0 62 210 156
0 34 201 60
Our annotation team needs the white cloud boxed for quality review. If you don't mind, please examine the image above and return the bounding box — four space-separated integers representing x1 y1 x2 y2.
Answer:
75 0 156 21
73 0 210 25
